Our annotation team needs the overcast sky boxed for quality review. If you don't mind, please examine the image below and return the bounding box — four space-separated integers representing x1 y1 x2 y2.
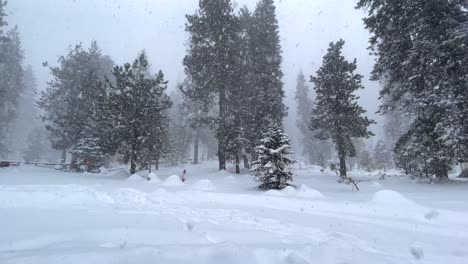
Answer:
7 0 383 138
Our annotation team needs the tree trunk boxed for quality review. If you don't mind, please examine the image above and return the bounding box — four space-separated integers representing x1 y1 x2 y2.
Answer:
130 143 137 175
155 157 159 170
243 155 250 169
193 128 200 164
61 149 67 169
336 139 347 179
218 144 226 171
70 153 79 172
339 153 347 179
235 154 240 174
218 89 227 171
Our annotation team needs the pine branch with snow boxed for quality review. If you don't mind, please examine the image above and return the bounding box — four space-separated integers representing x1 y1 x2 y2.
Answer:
250 125 294 190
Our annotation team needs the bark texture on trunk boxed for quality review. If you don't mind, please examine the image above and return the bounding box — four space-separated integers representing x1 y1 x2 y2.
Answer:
218 89 227 171
193 128 200 164
243 156 250 169
130 143 137 175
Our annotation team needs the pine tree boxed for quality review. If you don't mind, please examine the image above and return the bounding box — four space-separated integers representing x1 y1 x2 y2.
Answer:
295 71 333 166
295 71 314 158
382 96 412 149
0 0 7 156
358 149 374 172
0 25 24 158
7 65 39 159
224 6 255 173
39 42 114 168
108 52 172 174
184 0 239 171
71 132 105 172
357 0 468 178
251 124 294 190
309 40 374 180
0 1 6 37
167 90 193 165
374 140 392 171
23 127 49 163
141 83 172 171
249 0 287 144
178 77 214 165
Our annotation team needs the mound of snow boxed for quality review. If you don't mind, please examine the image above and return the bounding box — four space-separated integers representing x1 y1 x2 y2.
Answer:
225 175 236 180
281 186 297 195
192 179 216 191
204 242 254 263
296 184 325 199
264 189 284 196
147 172 161 183
285 252 311 264
369 190 419 207
99 166 109 174
162 175 184 186
218 170 229 176
371 181 382 188
127 173 147 182
107 169 130 178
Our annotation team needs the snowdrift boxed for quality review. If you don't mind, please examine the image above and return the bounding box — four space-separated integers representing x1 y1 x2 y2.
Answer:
162 175 184 186
192 179 216 191
127 173 148 182
296 184 325 199
369 190 420 208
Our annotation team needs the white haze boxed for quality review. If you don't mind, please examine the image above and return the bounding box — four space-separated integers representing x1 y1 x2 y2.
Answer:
8 0 383 151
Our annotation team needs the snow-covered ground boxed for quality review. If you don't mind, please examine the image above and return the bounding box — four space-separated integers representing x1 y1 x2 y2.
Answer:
1 162 467 264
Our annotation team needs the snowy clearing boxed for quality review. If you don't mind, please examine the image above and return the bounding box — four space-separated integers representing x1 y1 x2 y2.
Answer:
1 162 467 264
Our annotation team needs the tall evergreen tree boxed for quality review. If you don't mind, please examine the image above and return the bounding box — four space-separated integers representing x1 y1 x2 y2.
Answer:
295 71 314 158
309 40 374 180
249 0 287 141
184 0 238 171
357 0 468 178
167 90 193 166
108 52 172 174
225 6 255 173
179 77 215 165
295 70 333 166
39 42 114 168
0 25 24 158
8 65 39 159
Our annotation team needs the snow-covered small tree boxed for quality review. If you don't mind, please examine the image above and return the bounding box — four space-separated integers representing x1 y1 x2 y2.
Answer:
251 124 294 190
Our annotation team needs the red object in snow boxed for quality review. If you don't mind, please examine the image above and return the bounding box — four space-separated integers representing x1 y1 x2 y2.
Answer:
0 161 11 168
